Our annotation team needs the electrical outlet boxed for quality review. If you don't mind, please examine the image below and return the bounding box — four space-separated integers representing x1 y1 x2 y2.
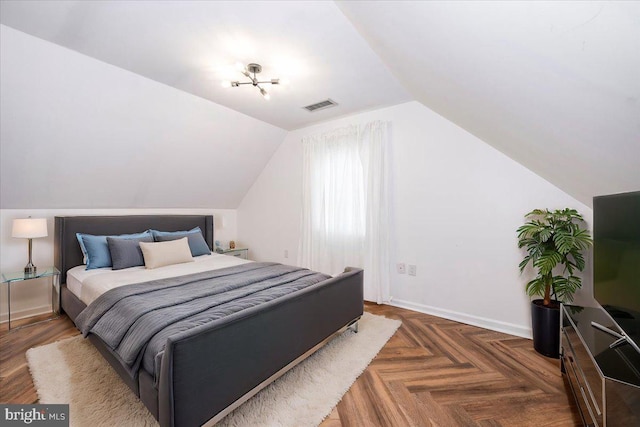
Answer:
284 249 289 259
397 263 406 274
408 264 417 276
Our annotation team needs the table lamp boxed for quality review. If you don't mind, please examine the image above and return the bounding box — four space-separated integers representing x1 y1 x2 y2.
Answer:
12 218 48 274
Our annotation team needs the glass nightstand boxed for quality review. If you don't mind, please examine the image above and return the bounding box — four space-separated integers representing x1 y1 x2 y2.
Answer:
1 266 60 330
222 248 249 260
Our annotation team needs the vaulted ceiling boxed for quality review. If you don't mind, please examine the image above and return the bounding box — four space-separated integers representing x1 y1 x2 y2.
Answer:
1 1 638 207
0 1 410 130
337 1 640 206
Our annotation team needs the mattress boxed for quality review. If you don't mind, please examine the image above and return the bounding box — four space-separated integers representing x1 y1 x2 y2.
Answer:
66 253 251 306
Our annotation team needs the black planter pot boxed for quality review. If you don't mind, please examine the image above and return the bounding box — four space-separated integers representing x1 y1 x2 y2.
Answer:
531 299 560 359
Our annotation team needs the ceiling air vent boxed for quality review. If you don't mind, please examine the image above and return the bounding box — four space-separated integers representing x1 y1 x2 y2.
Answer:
303 99 338 112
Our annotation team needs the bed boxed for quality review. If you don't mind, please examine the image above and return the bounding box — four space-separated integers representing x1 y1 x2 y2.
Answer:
54 215 364 427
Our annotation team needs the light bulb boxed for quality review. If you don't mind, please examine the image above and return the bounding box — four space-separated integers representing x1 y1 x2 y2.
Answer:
260 87 270 100
236 61 249 77
221 80 231 88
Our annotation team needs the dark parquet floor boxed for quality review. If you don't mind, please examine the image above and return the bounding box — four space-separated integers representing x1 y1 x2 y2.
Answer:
322 304 580 427
0 304 580 426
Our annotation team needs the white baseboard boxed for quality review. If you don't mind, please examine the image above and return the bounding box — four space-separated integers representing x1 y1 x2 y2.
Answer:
0 304 51 324
388 298 532 339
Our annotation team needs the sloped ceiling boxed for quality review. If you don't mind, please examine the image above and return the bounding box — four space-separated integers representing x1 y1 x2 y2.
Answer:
1 1 638 208
0 1 410 130
337 1 640 206
0 25 286 209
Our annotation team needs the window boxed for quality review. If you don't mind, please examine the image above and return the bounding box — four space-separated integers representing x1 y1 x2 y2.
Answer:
299 121 391 303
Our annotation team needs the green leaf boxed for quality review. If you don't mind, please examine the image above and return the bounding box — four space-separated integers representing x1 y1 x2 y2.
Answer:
573 229 593 249
519 255 532 272
526 209 549 218
526 277 547 298
553 275 582 303
553 231 574 255
539 228 552 242
534 251 561 275
570 251 586 271
517 237 536 249
517 207 591 303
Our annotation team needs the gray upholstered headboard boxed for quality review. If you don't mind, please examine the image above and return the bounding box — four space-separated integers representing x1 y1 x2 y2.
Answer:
54 215 214 284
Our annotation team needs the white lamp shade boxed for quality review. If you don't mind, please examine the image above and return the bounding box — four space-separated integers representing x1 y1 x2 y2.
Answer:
12 218 48 238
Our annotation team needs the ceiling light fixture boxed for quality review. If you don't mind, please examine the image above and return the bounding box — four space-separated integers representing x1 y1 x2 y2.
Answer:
222 63 279 100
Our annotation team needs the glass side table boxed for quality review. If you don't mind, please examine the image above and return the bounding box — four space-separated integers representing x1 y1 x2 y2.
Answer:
222 248 249 260
1 266 60 330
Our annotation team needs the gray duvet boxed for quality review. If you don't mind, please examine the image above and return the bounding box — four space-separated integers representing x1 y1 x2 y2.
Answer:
75 262 330 382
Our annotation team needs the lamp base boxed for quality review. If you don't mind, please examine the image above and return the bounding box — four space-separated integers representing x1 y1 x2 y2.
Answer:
24 238 37 275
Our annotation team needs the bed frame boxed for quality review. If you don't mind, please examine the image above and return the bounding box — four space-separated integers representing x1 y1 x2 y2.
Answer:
54 215 364 427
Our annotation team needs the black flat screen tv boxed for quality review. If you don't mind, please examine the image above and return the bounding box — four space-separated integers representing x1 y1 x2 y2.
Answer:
593 190 640 354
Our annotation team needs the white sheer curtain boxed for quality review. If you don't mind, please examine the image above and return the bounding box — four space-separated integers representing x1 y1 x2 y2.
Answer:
298 121 390 303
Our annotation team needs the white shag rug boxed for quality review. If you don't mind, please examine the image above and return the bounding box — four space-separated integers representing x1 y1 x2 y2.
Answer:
27 312 401 427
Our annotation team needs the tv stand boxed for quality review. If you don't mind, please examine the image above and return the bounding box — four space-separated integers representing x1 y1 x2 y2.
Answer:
561 305 640 426
590 321 640 354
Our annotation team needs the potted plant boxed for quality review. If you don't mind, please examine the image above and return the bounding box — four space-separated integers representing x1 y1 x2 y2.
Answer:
517 208 592 358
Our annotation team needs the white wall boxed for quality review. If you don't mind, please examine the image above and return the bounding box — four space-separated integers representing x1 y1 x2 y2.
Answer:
0 25 287 209
0 208 237 322
0 26 281 323
238 101 594 338
338 2 640 207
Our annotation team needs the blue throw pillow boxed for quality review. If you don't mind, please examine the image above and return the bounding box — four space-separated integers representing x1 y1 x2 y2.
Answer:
151 227 211 257
76 230 152 270
150 227 201 239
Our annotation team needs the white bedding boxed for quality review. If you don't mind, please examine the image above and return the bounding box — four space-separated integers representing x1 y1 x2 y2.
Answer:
66 253 251 306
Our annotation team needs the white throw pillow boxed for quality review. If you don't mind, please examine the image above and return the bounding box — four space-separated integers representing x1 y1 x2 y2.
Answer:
139 237 194 269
